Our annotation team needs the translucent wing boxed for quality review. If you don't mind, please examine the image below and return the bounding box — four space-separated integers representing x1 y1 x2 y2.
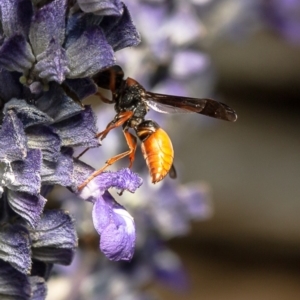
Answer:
147 100 196 114
145 91 237 122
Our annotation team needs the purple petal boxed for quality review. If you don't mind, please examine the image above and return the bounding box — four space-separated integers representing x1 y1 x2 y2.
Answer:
64 11 86 48
92 191 135 261
265 0 300 43
0 0 33 37
101 3 141 51
31 260 53 280
41 151 73 186
26 125 61 162
0 260 31 299
0 162 15 188
0 69 23 101
163 6 202 46
152 78 187 97
0 110 27 162
78 0 123 16
70 159 94 192
52 105 99 147
36 82 83 122
152 247 189 291
178 182 213 220
63 78 97 101
29 276 47 300
123 2 168 57
30 210 78 265
35 39 70 84
9 149 42 195
7 190 47 228
0 224 31 274
79 168 143 201
4 99 53 128
170 51 210 79
29 0 67 56
29 81 44 95
0 34 35 73
151 182 191 237
66 26 115 78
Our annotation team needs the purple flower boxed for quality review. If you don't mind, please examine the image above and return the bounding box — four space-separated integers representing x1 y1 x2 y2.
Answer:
129 176 212 239
0 260 46 299
0 0 141 298
78 169 143 261
93 191 136 261
0 0 140 84
263 0 300 43
0 0 220 299
77 0 124 16
78 168 143 200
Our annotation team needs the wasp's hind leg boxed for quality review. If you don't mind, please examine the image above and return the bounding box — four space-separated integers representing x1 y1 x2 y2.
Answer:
77 128 137 190
76 111 134 159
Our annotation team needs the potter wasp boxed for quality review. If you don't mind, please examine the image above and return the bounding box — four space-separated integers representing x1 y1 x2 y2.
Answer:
77 66 237 190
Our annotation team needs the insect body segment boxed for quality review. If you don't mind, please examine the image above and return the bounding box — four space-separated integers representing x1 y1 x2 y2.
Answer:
77 65 237 191
136 120 174 183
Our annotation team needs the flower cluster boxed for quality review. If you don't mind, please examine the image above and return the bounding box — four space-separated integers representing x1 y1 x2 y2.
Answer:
262 0 300 43
115 0 259 102
48 178 212 300
0 0 142 298
0 0 218 299
116 0 214 99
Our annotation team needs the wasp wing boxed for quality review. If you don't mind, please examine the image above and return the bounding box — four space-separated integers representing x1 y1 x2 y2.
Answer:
145 91 237 122
146 99 196 114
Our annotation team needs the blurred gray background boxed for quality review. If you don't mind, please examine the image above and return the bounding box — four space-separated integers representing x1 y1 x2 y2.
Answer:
151 30 300 300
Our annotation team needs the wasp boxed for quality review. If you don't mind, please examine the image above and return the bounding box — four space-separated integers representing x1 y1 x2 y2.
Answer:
77 66 237 190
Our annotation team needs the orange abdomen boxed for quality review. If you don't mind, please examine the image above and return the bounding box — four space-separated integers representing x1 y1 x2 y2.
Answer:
140 128 174 183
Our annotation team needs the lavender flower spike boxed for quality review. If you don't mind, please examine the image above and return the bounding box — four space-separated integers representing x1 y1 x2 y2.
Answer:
78 168 142 261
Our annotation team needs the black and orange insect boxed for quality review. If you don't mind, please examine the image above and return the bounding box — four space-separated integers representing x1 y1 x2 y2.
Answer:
77 65 237 190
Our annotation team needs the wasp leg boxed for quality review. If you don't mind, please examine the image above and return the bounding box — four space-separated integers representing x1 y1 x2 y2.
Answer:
77 129 137 191
96 111 134 141
76 111 134 159
104 129 137 168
